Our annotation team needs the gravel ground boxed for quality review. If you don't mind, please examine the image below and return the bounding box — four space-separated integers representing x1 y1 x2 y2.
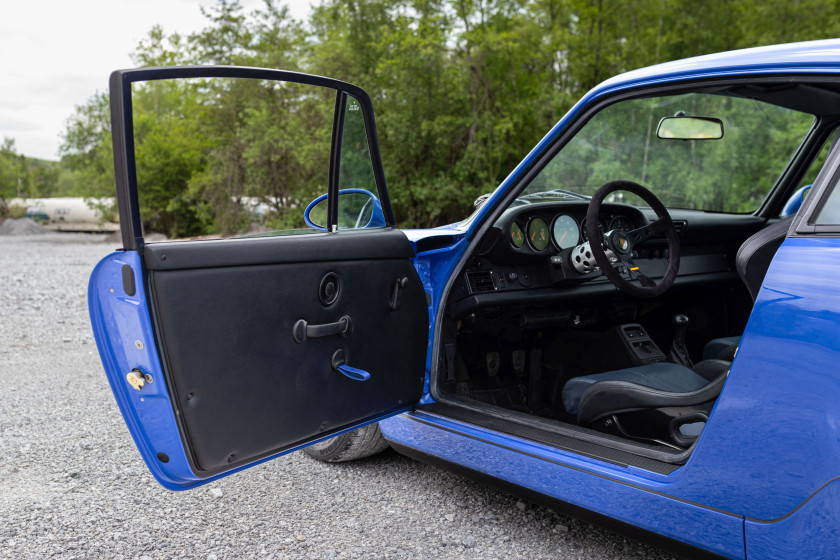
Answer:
0 233 679 559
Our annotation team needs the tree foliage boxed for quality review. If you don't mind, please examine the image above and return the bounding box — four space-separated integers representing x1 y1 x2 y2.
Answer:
47 0 840 234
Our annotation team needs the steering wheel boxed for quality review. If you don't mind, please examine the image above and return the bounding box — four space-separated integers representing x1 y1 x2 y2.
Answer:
585 180 680 298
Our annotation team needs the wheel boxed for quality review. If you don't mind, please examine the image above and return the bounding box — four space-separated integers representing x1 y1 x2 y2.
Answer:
585 179 680 298
303 423 390 463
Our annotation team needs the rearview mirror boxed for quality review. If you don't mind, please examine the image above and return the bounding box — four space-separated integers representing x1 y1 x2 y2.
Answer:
657 116 724 140
304 189 385 230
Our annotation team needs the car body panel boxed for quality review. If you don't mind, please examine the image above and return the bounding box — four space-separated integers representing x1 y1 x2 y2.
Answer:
90 250 201 489
745 478 840 559
379 411 745 559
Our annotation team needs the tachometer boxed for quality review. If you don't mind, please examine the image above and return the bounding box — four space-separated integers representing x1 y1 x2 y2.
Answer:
551 215 579 249
527 218 550 251
510 222 525 248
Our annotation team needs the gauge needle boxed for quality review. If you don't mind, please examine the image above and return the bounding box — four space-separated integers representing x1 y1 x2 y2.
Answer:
560 231 567 244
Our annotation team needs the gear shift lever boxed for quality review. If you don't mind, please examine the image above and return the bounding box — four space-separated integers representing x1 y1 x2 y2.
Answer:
668 314 693 368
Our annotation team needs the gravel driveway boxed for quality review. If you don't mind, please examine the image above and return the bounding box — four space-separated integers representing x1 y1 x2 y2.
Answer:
0 233 678 559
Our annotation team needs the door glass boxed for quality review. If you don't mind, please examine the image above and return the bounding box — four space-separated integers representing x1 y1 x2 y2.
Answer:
337 95 382 230
131 77 334 240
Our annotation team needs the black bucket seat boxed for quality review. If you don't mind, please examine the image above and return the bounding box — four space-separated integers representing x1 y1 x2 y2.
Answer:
561 216 794 430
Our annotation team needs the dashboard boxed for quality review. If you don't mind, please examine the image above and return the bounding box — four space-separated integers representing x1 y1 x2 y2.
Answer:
449 201 748 318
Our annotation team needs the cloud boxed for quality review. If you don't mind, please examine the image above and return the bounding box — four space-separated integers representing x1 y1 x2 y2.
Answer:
0 0 318 159
0 115 39 132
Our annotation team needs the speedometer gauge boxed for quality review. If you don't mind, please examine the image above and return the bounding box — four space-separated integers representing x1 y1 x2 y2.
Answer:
552 215 579 249
527 218 550 251
510 222 525 248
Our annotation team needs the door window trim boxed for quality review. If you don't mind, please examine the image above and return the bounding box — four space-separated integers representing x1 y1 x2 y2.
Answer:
109 66 395 251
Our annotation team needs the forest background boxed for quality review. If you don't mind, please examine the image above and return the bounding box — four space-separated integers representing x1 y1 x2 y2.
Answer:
2 0 839 233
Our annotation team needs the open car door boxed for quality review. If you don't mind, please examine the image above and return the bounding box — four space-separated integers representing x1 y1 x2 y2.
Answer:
88 67 429 490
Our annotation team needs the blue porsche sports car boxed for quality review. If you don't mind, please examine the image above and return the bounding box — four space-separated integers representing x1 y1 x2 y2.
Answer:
90 40 840 558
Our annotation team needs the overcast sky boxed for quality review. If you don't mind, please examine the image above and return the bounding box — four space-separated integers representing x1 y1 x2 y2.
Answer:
0 0 318 161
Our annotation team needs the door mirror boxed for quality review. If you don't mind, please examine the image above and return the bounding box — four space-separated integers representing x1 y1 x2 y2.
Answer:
781 184 812 217
657 116 724 140
304 189 385 230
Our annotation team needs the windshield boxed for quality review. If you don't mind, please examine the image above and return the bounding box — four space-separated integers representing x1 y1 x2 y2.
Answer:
522 93 816 212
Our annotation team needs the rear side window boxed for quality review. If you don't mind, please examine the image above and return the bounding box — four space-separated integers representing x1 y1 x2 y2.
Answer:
815 184 840 224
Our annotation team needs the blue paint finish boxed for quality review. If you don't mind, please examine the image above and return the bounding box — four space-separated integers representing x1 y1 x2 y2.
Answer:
744 481 840 560
745 478 840 559
379 413 745 559
409 236 471 403
89 251 195 489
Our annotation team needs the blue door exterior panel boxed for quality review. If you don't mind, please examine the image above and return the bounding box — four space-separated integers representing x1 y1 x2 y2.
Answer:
89 250 195 489
379 413 746 559
745 478 840 559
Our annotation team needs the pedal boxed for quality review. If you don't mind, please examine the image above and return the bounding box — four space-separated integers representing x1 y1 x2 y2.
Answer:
486 352 500 376
512 350 526 375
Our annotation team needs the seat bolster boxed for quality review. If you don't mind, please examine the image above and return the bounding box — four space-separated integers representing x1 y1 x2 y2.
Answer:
692 358 732 382
575 373 728 426
562 362 708 416
702 336 741 361
735 216 792 301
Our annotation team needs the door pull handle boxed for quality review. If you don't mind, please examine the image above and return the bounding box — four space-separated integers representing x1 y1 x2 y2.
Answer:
331 349 371 381
389 277 409 311
293 315 351 344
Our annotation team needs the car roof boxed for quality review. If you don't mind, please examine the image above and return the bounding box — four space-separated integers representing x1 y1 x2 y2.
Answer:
594 39 840 116
600 39 840 90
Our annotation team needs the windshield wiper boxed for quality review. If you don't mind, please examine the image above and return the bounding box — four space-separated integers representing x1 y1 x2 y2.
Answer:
519 189 590 202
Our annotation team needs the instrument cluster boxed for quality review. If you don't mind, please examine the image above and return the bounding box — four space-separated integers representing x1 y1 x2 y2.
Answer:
509 211 635 254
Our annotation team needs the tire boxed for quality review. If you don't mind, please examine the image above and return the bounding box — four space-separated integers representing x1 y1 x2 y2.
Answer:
303 423 390 463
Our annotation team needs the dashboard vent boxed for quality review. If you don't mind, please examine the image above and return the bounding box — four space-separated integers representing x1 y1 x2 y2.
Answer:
467 271 496 293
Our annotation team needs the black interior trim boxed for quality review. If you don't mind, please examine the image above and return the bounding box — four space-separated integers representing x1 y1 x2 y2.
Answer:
389 441 729 559
143 228 415 271
327 91 347 230
145 229 429 476
450 271 737 318
416 403 682 474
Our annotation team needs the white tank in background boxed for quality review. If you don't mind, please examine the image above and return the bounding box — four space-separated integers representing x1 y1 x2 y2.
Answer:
9 198 119 232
